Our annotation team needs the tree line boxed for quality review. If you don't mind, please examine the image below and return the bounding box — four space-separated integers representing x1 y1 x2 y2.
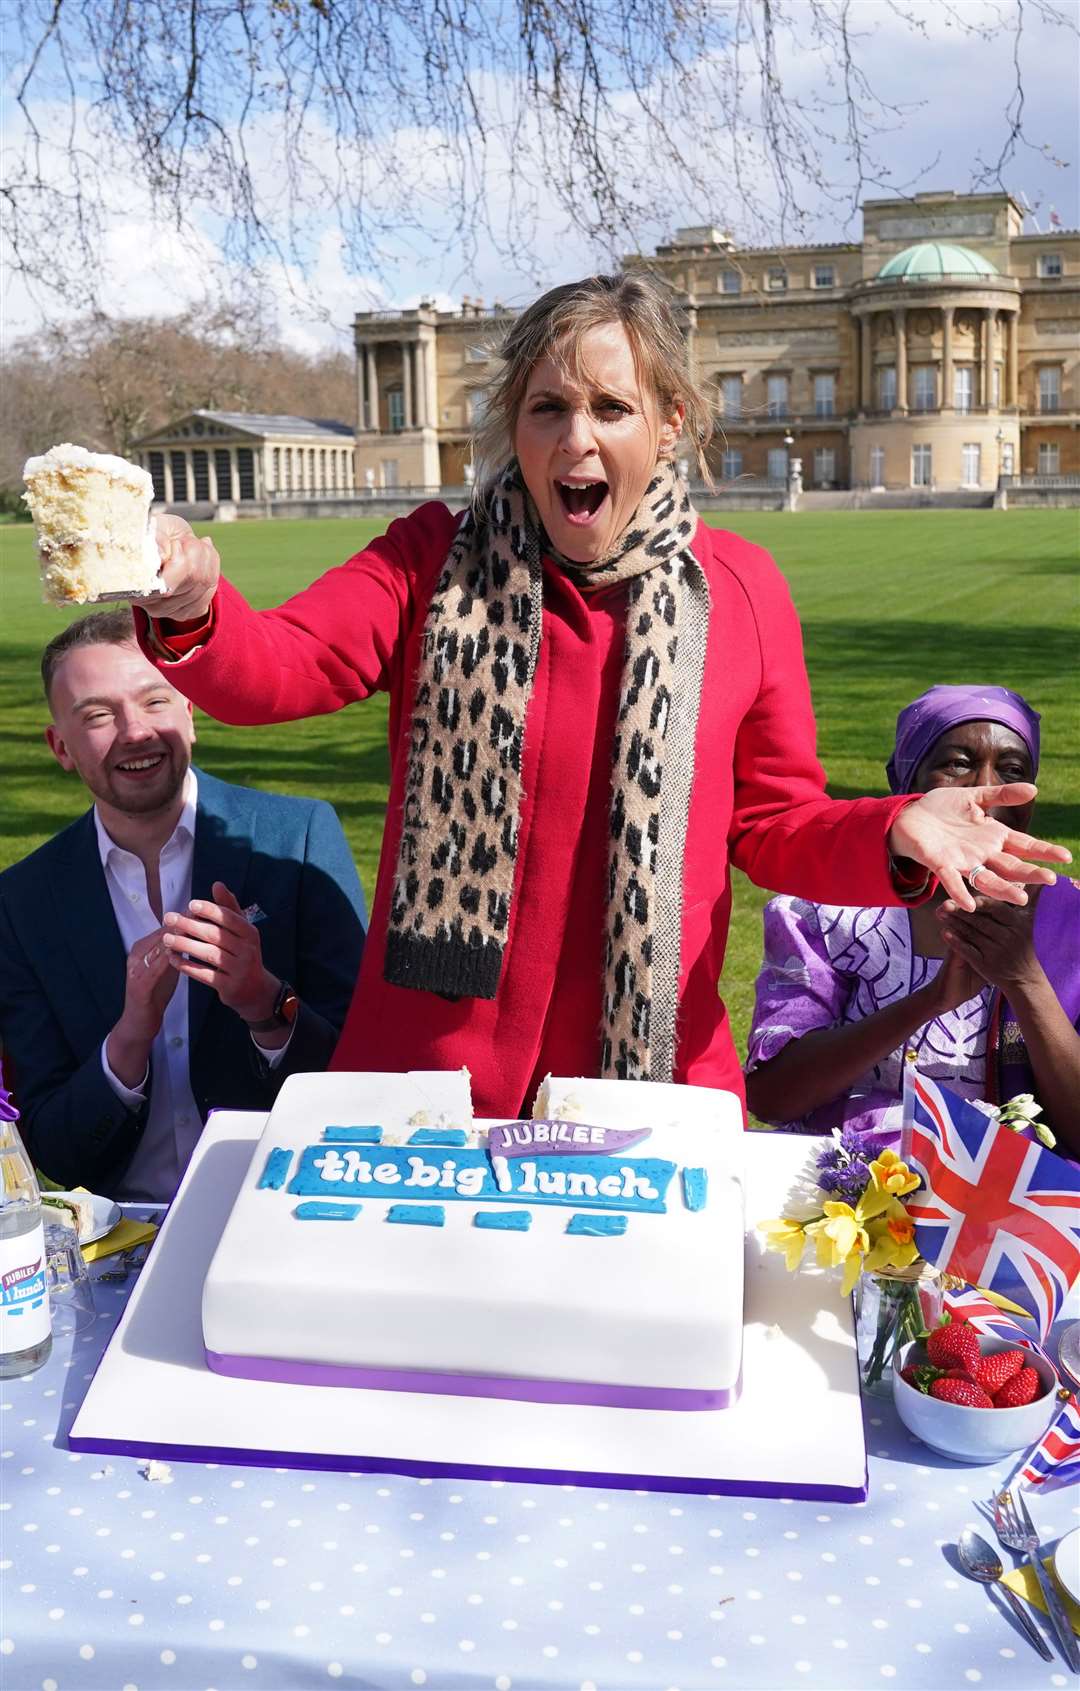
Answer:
3 305 354 500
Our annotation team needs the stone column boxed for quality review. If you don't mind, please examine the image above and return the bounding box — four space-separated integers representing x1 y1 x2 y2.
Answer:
163 454 174 505
230 447 239 500
941 305 954 411
356 342 367 434
207 451 218 504
982 309 994 409
403 343 414 429
1007 311 1019 408
860 315 872 411
894 309 908 413
414 342 427 427
425 334 439 433
367 345 378 430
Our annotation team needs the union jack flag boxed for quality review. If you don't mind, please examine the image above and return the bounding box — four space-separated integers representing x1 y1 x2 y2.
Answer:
941 1284 1044 1359
901 1069 1080 1341
1017 1392 1080 1492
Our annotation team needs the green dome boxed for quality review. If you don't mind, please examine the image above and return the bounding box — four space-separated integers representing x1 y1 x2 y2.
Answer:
878 242 998 280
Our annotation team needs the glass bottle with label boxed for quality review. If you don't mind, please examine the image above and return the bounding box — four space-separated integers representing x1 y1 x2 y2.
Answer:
0 1068 52 1378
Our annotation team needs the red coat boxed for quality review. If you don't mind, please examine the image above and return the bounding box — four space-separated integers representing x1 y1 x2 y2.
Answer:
142 503 917 1116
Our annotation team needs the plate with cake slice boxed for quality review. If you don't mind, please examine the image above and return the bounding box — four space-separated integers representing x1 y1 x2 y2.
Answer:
22 442 165 605
43 1189 122 1245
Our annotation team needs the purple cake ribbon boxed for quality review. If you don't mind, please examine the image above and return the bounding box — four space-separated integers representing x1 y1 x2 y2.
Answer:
487 1120 654 1159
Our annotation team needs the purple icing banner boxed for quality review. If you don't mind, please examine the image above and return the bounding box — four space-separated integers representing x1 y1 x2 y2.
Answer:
488 1120 653 1159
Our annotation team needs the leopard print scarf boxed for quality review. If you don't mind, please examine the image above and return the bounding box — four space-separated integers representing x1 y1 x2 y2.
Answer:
384 458 710 1082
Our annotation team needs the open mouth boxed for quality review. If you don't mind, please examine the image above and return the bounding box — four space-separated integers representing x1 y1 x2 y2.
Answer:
555 479 609 524
113 752 167 777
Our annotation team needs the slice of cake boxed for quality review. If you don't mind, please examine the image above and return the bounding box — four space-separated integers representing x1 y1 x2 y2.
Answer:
23 442 164 605
202 1070 745 1409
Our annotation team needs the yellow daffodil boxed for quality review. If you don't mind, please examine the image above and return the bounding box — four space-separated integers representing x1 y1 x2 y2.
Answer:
758 1218 808 1272
806 1201 870 1296
867 1149 920 1200
862 1200 920 1273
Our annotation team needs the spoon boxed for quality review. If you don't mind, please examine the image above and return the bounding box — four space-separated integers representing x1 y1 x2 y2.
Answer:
958 1527 1053 1660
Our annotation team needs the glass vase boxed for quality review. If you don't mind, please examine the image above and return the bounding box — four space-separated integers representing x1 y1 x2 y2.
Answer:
855 1263 944 1398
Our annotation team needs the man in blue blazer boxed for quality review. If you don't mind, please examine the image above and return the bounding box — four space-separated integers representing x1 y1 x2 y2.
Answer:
0 609 366 1202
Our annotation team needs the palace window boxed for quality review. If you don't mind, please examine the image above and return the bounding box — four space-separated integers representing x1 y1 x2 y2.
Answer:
1039 367 1062 413
238 448 256 501
813 447 836 486
878 366 897 411
720 375 743 419
382 460 400 487
911 444 932 487
813 373 835 417
1038 253 1063 279
766 447 789 483
961 443 981 488
147 452 166 501
1000 441 1015 477
1038 443 1061 475
911 367 937 412
388 388 405 431
869 445 885 488
812 264 835 289
719 270 742 294
766 374 789 418
953 367 973 414
766 266 788 292
169 452 189 503
192 450 210 502
720 448 743 481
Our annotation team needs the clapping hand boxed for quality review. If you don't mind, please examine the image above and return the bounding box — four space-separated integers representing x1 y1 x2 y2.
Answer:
162 881 279 1026
887 783 1069 911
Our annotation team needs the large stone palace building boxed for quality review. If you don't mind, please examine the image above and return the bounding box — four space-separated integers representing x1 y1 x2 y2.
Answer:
353 189 1078 495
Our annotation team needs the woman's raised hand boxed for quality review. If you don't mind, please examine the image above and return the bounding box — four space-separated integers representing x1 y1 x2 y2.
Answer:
888 783 1071 911
135 514 221 621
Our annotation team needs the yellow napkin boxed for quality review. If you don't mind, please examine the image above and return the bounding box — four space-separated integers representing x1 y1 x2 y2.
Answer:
83 1219 157 1264
1001 1558 1080 1636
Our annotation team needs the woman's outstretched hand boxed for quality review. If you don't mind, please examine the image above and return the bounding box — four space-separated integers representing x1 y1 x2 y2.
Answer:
135 514 221 622
887 783 1071 910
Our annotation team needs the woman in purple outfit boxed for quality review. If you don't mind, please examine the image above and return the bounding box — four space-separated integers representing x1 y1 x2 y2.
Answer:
745 685 1080 1154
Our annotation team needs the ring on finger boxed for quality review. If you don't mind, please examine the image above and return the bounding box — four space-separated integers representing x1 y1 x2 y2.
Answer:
967 863 987 891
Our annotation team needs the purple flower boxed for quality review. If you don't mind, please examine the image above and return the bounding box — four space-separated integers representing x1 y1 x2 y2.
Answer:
813 1125 894 1207
0 1059 18 1124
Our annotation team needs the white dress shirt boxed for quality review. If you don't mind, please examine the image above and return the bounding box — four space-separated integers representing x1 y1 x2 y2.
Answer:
97 771 287 1201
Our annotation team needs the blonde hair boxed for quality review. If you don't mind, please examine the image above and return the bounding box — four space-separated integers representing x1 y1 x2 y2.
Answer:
471 274 715 505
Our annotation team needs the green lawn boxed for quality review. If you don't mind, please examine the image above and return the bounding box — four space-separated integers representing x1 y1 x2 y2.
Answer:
2 510 1077 1062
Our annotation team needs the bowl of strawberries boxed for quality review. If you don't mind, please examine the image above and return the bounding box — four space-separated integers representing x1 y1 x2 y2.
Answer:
892 1317 1058 1462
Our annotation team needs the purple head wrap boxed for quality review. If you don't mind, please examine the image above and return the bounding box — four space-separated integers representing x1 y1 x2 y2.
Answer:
886 684 1041 795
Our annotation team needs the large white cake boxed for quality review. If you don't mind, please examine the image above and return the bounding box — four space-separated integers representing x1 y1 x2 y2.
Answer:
202 1071 745 1409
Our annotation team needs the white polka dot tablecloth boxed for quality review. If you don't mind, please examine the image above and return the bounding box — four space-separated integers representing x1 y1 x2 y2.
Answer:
4 1280 1078 1691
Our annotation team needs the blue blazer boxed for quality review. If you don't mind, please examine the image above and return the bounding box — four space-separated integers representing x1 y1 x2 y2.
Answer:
0 769 366 1196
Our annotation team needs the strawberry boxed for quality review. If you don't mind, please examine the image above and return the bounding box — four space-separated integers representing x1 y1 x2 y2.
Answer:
975 1350 1026 1397
925 1316 981 1375
993 1367 1043 1409
929 1376 993 1408
900 1363 941 1393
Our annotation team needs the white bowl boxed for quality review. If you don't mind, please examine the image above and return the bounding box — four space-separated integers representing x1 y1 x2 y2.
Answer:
892 1335 1058 1463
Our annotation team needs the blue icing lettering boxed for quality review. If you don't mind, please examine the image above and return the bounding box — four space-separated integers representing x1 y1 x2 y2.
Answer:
387 1204 445 1227
257 1147 293 1190
293 1201 362 1221
681 1167 708 1211
407 1128 468 1146
287 1145 675 1212
567 1213 628 1237
321 1125 382 1143
473 1210 532 1231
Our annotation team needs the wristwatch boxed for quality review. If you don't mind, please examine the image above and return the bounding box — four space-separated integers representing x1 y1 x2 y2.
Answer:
246 979 300 1033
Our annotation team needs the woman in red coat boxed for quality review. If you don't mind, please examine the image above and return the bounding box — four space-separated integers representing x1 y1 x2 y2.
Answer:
135 276 1067 1119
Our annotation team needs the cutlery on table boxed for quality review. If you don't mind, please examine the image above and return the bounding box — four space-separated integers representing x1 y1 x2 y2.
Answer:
957 1528 1053 1660
994 1488 1080 1671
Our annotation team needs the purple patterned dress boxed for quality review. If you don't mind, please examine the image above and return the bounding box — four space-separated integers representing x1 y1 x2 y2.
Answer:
745 898 993 1141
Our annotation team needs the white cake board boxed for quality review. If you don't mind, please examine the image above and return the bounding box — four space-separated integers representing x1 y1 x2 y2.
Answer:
70 1113 868 1502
